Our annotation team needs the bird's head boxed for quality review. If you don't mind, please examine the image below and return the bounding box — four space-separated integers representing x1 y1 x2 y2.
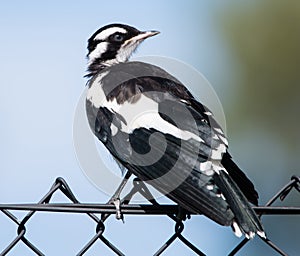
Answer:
86 24 159 75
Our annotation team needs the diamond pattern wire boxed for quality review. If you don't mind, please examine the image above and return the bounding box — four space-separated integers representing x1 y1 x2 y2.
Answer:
0 176 299 256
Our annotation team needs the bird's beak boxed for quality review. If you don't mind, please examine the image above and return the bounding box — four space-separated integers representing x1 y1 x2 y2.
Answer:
137 30 160 40
125 30 160 45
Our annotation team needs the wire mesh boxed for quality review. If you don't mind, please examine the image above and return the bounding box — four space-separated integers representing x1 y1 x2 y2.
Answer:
0 175 299 256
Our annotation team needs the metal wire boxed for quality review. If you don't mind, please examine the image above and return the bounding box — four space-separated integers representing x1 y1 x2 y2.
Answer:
0 175 299 256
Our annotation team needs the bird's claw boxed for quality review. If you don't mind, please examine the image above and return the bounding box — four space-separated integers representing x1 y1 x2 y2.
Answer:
111 198 124 222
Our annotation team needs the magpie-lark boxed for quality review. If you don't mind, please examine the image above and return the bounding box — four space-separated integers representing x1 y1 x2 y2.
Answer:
84 23 265 239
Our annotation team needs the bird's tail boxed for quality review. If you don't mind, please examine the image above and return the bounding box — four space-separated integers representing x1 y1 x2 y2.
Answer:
214 170 266 239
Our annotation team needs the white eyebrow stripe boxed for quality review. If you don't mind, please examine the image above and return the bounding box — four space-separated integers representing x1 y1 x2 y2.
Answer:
94 27 127 41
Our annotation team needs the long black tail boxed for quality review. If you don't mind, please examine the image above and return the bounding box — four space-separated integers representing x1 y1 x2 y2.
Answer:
214 170 265 238
221 152 259 206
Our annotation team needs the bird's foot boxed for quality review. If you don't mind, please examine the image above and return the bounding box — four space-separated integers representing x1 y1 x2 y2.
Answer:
111 197 124 222
101 197 124 222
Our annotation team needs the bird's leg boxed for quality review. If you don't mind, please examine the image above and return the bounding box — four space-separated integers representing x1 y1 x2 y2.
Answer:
132 178 159 205
101 171 132 222
119 177 154 207
111 171 132 201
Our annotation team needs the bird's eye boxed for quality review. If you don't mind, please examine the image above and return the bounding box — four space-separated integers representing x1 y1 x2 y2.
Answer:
113 34 124 42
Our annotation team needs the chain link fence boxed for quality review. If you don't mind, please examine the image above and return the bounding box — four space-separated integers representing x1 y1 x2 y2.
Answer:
0 175 299 256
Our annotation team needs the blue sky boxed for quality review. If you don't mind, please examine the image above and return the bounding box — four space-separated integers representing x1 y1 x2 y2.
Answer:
0 1 297 255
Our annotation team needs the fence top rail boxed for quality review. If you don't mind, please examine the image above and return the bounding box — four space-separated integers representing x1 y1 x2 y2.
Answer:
0 203 300 215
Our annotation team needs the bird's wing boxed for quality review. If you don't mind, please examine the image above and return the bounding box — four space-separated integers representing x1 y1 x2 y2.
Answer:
86 61 260 230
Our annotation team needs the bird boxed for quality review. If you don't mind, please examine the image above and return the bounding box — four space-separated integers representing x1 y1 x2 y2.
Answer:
84 23 265 239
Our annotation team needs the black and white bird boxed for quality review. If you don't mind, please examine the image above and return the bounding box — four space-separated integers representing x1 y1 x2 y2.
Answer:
85 23 265 239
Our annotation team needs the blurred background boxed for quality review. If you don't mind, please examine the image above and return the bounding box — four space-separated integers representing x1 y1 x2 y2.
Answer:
0 0 299 255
